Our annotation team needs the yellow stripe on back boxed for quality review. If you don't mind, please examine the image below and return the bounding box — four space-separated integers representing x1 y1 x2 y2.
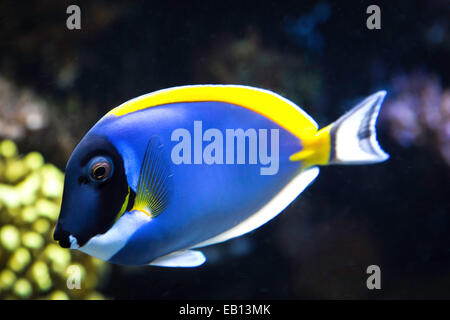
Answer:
107 85 318 139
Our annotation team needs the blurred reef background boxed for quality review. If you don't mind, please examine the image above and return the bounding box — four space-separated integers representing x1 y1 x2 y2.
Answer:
0 0 449 299
0 140 107 299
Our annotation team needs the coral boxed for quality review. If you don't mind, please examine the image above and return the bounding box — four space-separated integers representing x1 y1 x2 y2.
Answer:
0 140 108 299
0 75 99 168
0 77 48 140
381 71 450 166
284 2 332 53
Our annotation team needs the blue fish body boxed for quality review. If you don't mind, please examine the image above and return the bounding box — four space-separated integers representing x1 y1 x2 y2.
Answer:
54 85 389 266
94 101 301 264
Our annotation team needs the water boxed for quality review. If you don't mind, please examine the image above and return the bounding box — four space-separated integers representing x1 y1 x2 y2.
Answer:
0 0 449 299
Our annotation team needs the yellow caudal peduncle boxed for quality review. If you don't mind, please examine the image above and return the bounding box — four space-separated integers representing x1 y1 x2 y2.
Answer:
289 125 332 169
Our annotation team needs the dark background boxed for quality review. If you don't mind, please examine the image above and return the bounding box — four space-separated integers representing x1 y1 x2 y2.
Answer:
0 0 449 299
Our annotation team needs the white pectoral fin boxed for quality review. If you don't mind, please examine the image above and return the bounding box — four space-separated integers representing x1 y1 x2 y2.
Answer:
192 167 320 249
149 250 206 267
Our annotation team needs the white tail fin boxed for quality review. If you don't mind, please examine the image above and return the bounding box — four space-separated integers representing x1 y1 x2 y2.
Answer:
329 91 389 164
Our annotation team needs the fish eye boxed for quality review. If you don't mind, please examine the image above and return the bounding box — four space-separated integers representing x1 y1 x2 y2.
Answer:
88 156 113 182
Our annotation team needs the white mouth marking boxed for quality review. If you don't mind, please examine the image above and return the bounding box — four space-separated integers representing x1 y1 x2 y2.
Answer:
69 235 80 249
78 210 151 261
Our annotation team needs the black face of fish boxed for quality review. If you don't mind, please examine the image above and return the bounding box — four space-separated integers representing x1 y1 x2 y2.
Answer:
54 134 129 248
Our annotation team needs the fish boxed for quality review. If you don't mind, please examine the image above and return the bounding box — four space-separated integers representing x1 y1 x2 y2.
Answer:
53 85 389 267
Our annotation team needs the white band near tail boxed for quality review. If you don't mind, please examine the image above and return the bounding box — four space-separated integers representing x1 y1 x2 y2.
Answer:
329 91 390 165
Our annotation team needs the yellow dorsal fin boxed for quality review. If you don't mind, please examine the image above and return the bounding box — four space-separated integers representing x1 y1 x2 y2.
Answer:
107 85 318 139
